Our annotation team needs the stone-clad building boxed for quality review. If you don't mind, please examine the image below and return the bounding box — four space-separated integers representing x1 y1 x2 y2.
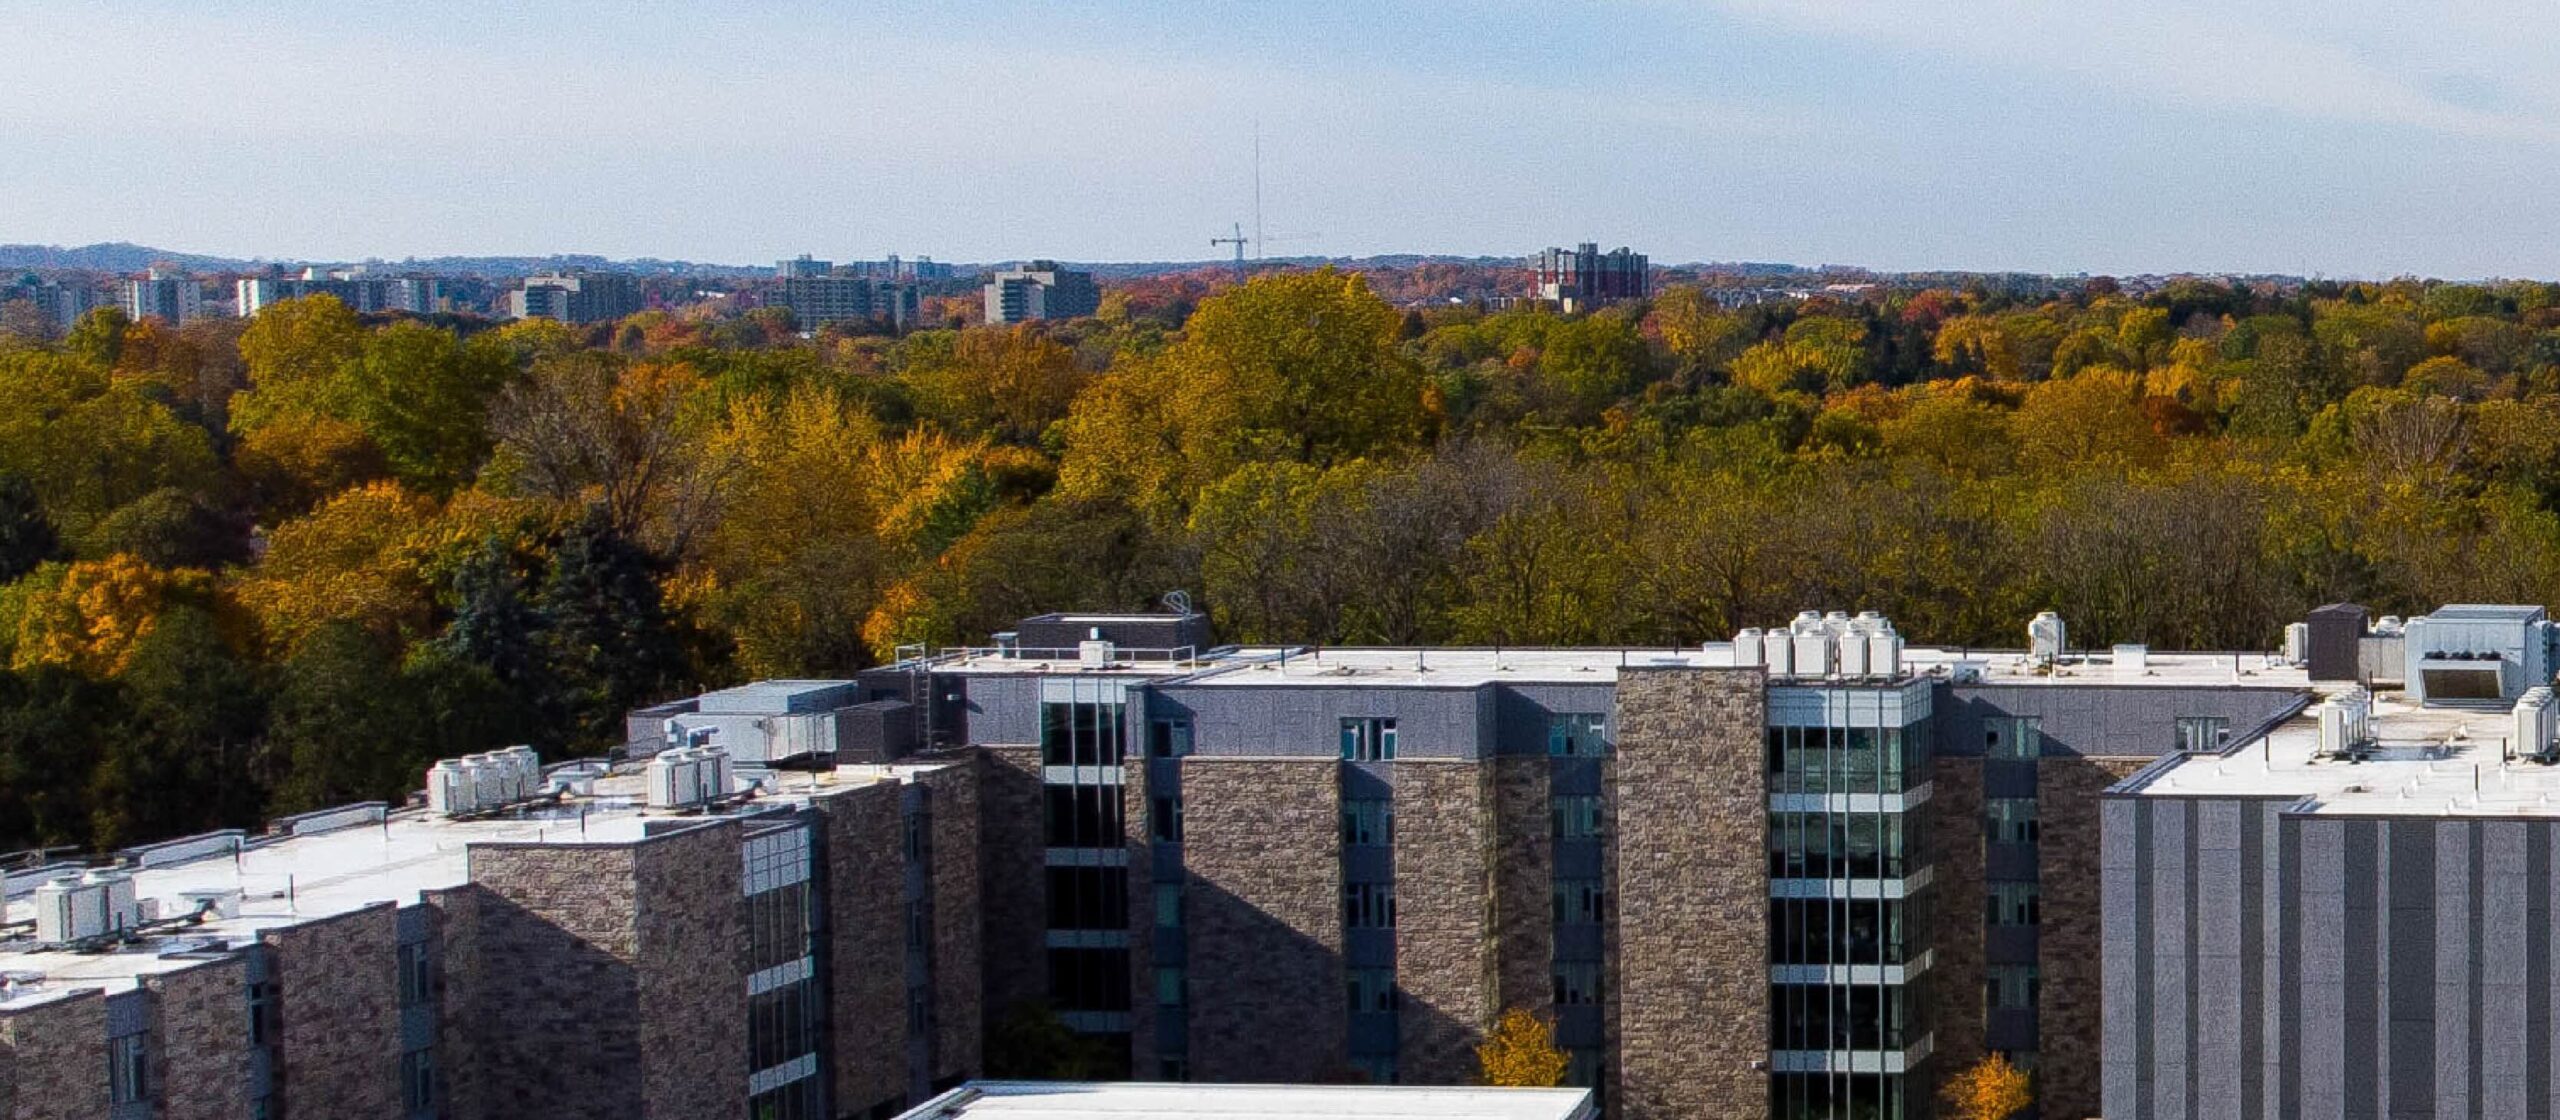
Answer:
0 758 979 1120
853 609 2311 1120
4 603 2358 1120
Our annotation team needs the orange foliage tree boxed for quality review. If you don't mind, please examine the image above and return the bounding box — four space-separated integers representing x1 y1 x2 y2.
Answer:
1476 1007 1569 1088
1941 1053 2033 1120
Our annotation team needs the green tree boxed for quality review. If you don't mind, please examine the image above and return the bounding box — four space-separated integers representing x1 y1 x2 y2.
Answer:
540 506 686 748
229 294 367 434
0 474 62 581
269 620 428 813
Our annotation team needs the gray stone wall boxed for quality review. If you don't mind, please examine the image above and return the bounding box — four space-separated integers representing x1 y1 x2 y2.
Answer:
1610 667 1767 1120
1121 741 1158 1072
1926 756 1986 1098
261 902 400 1119
463 841 647 1118
0 991 107 1120
1491 756 1554 1013
1394 760 1495 1083
1182 758 1345 1083
2038 755 2146 1120
977 744 1046 1027
632 822 749 1120
423 884 491 1120
922 757 986 1082
1938 683 2308 759
1156 681 1493 760
824 780 909 1114
143 956 252 1120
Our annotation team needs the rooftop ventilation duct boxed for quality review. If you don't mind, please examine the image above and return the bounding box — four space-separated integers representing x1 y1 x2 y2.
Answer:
2029 612 2067 665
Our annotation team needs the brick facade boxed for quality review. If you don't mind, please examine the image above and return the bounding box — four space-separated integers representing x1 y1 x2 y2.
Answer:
825 781 910 1113
461 842 648 1118
1926 756 1986 1098
1394 760 1496 1084
1182 758 1345 1083
921 758 985 1083
978 744 1046 1026
632 822 749 1120
1490 756 1554 1015
1610 667 1767 1120
260 902 400 1119
143 957 252 1120
0 992 107 1120
2038 755 2146 1120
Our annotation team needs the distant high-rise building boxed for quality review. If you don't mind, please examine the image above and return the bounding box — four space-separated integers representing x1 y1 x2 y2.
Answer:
507 272 642 324
777 274 918 330
1532 243 1649 313
983 261 1099 324
123 269 205 324
20 281 103 331
777 254 834 279
237 268 441 316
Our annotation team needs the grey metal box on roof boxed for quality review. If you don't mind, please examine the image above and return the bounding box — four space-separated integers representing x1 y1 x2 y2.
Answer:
697 680 861 714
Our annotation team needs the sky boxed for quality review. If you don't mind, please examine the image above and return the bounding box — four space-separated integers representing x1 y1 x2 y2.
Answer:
5 1 2558 277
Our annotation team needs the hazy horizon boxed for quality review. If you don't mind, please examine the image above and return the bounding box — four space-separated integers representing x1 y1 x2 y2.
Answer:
8 1 2559 279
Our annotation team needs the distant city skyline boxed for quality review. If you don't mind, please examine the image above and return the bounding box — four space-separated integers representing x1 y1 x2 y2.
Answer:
6 1 2560 278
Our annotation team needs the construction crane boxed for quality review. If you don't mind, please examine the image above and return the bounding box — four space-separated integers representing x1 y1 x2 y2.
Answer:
1211 222 1251 284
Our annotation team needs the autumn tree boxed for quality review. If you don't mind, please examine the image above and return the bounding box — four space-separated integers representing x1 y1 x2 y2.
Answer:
1941 1053 2032 1120
1476 1007 1569 1088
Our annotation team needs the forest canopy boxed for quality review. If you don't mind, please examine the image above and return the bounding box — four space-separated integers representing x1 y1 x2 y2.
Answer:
5 268 2559 853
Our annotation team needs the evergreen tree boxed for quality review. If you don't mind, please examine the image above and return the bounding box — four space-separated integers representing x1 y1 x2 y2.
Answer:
539 506 684 749
90 606 267 848
0 473 61 582
269 620 428 813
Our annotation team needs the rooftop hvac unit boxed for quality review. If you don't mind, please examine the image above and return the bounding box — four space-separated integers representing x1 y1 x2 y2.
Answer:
1731 629 1764 668
1078 640 1114 669
468 754 507 807
2113 644 2149 677
427 760 473 816
1789 610 1824 635
177 888 242 920
1763 630 1796 677
646 746 732 810
1868 631 1903 678
2375 616 2405 636
2029 612 2067 664
1793 629 1834 679
1838 632 1872 678
33 871 141 944
2516 688 2556 760
2282 622 2311 667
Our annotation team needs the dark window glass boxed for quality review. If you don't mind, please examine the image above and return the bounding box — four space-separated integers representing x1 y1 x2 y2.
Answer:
748 979 820 1072
749 881 814 972
1343 883 1397 929
1046 947 1132 1013
1044 784 1127 848
1044 865 1130 930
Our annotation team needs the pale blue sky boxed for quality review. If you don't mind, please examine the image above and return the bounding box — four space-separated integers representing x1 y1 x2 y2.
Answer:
4 1 2556 277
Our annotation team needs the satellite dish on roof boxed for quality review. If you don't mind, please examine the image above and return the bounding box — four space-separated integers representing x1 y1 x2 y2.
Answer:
1162 590 1193 616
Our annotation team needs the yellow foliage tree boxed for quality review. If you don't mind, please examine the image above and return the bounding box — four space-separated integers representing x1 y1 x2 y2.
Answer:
1476 1007 1569 1088
236 482 441 651
11 555 221 677
1941 1053 2033 1120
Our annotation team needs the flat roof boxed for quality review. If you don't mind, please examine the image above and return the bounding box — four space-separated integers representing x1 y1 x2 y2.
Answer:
898 1082 1596 1120
2128 690 2560 817
1167 644 2310 691
0 760 952 1009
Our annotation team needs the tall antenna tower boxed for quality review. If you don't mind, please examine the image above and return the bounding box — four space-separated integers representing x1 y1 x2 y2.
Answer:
1211 223 1249 284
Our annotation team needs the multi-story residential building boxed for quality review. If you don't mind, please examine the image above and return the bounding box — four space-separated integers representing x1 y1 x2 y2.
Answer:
122 270 205 325
2102 602 2560 1120
895 1080 1596 1120
236 270 442 316
0 750 982 1120
982 263 1099 324
5 281 103 333
507 272 642 324
1531 244 1649 313
849 609 2310 1120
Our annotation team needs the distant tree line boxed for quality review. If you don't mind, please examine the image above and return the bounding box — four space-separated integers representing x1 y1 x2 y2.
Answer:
4 269 2559 852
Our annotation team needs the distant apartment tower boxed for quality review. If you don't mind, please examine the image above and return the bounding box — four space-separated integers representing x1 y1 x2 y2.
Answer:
20 281 102 331
983 262 1100 324
775 257 921 330
1532 244 1649 313
238 269 442 316
123 269 206 324
507 272 642 324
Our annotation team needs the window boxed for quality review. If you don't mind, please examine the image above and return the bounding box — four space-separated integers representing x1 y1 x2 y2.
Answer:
1765 723 1924 794
1346 968 1398 1013
1340 718 1398 761
1041 701 1127 767
248 979 279 1047
1350 1053 1398 1086
1045 947 1132 1013
1984 798 2040 845
748 1077 822 1120
1159 1057 1191 1082
1045 866 1130 930
1148 718 1194 758
1767 811 1921 878
1044 785 1126 848
1341 799 1394 846
1987 964 2040 1010
1769 984 1921 1051
1565 1047 1605 1092
1157 967 1186 1007
1553 961 1601 1006
903 810 928 861
1151 795 1184 843
905 901 930 949
108 1033 147 1105
1551 795 1602 840
2176 716 2230 753
1988 882 2041 927
749 882 814 971
1344 883 1397 929
1986 716 2042 760
1547 713 1609 757
1155 882 1183 928
749 979 820 1071
400 1047 439 1116
1768 896 1931 966
398 942 433 1007
1553 878 1605 925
